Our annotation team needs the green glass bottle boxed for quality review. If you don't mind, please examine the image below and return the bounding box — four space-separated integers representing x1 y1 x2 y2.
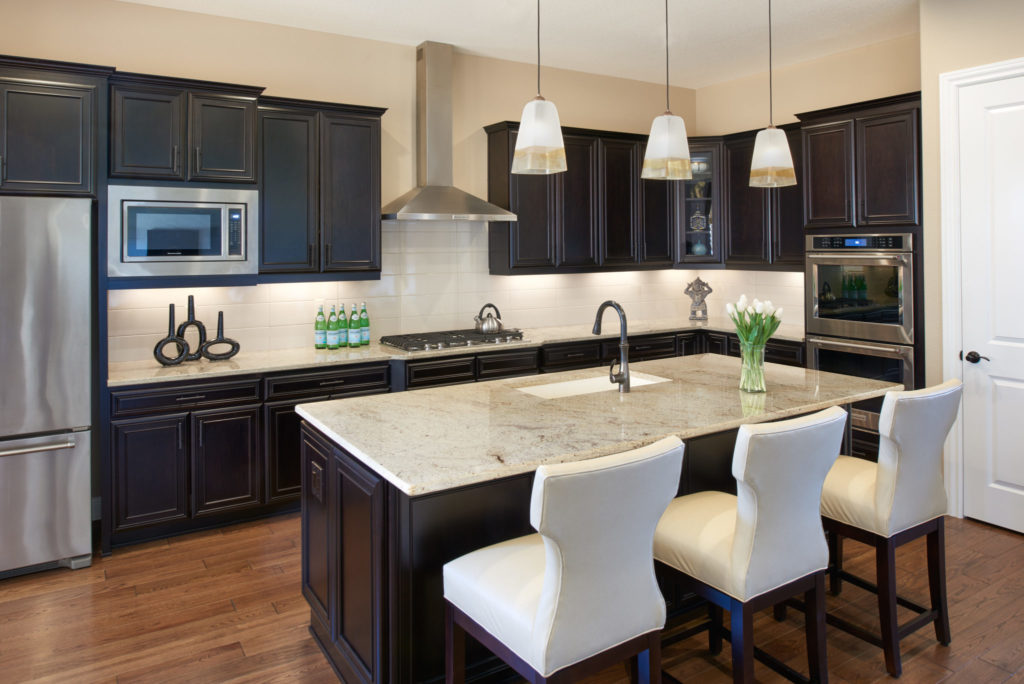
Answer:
337 303 348 346
348 304 361 348
314 305 327 349
359 302 370 346
326 305 339 350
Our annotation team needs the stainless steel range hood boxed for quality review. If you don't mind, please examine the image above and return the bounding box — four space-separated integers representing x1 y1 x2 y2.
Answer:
382 41 517 222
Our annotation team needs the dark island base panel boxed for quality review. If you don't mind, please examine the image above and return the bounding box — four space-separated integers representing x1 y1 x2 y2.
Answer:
300 422 757 684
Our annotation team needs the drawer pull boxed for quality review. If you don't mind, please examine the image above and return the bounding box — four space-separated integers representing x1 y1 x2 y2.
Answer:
175 394 206 402
565 352 585 359
318 379 347 386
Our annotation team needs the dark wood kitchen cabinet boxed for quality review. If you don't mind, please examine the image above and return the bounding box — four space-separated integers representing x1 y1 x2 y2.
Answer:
110 72 262 182
676 139 724 265
723 126 804 269
191 404 262 516
559 134 600 268
0 57 110 195
598 137 642 266
799 92 920 229
258 97 385 276
111 413 188 530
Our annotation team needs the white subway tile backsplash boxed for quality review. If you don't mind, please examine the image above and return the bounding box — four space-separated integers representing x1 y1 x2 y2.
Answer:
106 218 806 363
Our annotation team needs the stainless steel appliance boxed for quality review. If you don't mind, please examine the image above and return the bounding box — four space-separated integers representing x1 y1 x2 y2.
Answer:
805 233 914 345
0 196 93 577
380 329 525 352
107 185 258 277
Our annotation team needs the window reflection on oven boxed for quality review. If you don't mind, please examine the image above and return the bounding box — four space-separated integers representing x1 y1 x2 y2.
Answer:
816 264 902 324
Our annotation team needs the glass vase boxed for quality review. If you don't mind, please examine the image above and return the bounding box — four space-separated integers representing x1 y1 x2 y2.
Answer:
739 342 766 393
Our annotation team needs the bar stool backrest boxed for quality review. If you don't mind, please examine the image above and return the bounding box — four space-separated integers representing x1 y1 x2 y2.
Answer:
731 406 848 600
876 379 962 536
527 435 684 675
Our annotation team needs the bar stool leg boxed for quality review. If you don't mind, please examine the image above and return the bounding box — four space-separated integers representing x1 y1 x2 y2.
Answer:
730 600 755 684
875 537 902 677
805 573 829 684
928 518 952 646
445 603 466 684
709 603 724 655
828 530 844 596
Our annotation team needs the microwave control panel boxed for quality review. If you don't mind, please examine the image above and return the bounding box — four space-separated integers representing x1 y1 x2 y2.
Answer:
809 234 912 251
228 208 244 256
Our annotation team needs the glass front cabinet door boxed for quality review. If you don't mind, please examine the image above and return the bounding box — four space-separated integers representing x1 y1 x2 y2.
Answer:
677 140 723 264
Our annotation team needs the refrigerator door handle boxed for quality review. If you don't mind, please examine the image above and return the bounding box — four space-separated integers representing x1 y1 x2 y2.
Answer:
0 437 76 458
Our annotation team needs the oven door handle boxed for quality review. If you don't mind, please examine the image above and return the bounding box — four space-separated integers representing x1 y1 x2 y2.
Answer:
807 337 909 356
807 253 910 264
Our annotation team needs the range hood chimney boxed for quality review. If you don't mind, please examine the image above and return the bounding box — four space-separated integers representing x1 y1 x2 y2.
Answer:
382 41 517 222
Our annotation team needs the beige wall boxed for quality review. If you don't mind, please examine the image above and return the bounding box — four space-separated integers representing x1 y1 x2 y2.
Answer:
920 0 1024 384
0 0 695 207
695 34 921 135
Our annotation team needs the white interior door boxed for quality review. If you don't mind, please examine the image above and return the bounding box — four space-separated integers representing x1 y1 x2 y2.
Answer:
959 74 1024 533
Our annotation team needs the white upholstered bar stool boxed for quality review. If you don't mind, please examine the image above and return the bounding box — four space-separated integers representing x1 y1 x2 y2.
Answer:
654 406 848 684
819 380 962 677
442 436 684 684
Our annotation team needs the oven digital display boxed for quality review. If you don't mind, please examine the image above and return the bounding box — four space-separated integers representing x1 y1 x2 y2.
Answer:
845 238 868 247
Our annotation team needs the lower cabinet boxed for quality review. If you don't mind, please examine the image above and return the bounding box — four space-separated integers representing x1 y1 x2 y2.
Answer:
111 413 188 530
266 396 327 503
191 404 261 516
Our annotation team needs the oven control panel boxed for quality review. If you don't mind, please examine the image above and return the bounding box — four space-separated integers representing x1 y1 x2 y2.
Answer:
808 234 912 251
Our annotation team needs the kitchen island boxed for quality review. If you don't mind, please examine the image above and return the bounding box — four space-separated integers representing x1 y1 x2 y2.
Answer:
295 354 896 684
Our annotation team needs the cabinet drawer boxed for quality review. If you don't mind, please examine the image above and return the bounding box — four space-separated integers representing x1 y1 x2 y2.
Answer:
677 332 705 356
265 363 389 399
726 337 805 367
477 350 539 380
540 342 602 370
601 335 677 362
111 379 261 417
406 357 476 389
706 332 732 356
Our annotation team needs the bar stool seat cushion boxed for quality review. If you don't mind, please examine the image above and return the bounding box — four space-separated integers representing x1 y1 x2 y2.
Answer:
821 455 881 534
654 491 737 597
444 534 545 666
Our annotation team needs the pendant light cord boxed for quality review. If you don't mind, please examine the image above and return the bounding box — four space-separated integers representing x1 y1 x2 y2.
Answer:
768 0 774 127
536 0 542 96
664 0 670 112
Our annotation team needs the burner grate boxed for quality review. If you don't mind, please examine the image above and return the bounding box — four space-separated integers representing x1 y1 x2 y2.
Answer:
380 328 524 351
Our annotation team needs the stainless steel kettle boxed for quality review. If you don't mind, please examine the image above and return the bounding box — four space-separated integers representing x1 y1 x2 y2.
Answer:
474 303 503 333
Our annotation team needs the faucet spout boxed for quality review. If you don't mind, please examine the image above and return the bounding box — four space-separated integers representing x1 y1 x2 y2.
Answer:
593 300 630 393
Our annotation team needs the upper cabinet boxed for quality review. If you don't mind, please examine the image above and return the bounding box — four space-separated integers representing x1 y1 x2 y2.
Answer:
723 126 803 270
0 57 111 195
110 73 263 183
258 97 385 276
799 93 920 229
675 140 723 265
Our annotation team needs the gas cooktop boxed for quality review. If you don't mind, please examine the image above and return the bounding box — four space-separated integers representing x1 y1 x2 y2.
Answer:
380 329 525 352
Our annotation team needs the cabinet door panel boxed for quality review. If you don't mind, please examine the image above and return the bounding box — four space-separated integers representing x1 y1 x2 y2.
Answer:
191 404 261 516
321 113 381 272
1 83 93 193
724 137 769 264
266 397 327 503
802 121 855 228
599 139 640 266
677 332 705 356
112 414 188 530
301 425 331 627
706 332 731 356
856 110 919 226
259 108 318 272
111 85 184 179
190 94 256 181
640 178 676 265
771 128 805 268
558 135 599 267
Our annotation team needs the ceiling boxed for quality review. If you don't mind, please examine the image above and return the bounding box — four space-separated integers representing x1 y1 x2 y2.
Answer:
118 0 919 89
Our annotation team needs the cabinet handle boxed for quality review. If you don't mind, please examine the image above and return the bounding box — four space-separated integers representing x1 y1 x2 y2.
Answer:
0 155 5 181
565 352 585 359
197 423 204 448
175 394 206 402
172 145 179 174
177 424 183 451
318 379 346 386
311 461 324 503
325 243 332 267
195 146 202 172
307 244 314 266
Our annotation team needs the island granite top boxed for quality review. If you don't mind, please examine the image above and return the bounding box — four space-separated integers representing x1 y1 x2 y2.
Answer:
296 354 896 497
106 316 804 387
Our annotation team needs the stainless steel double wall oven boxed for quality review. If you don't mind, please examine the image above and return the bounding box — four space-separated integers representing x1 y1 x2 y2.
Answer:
805 233 920 455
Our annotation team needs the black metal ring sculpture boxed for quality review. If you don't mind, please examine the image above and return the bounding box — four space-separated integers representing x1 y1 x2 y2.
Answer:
153 303 189 366
200 311 240 361
175 294 207 362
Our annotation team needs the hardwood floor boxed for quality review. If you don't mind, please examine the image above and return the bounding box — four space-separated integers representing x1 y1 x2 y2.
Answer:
0 515 1019 683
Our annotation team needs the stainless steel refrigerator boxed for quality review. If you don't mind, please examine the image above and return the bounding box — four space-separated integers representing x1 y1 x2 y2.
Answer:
0 196 93 576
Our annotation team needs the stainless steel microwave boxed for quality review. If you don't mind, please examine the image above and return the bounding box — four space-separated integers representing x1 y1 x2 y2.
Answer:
107 185 258 277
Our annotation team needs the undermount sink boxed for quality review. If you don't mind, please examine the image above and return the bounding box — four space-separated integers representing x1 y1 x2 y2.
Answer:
516 372 671 399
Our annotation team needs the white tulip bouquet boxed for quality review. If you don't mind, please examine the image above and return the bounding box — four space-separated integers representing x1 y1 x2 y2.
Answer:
726 295 783 392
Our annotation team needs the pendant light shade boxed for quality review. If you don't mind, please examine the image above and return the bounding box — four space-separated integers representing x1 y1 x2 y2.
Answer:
642 0 691 180
512 0 566 175
749 0 796 188
750 126 796 187
512 96 567 174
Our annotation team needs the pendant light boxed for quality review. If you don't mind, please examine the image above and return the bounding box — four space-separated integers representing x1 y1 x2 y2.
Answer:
511 0 567 174
749 0 797 187
641 0 692 180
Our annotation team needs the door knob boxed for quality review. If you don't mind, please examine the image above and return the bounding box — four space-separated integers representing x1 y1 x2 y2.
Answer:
962 350 990 363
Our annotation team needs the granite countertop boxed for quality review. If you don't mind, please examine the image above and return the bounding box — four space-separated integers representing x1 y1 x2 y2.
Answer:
107 316 805 387
296 354 895 497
